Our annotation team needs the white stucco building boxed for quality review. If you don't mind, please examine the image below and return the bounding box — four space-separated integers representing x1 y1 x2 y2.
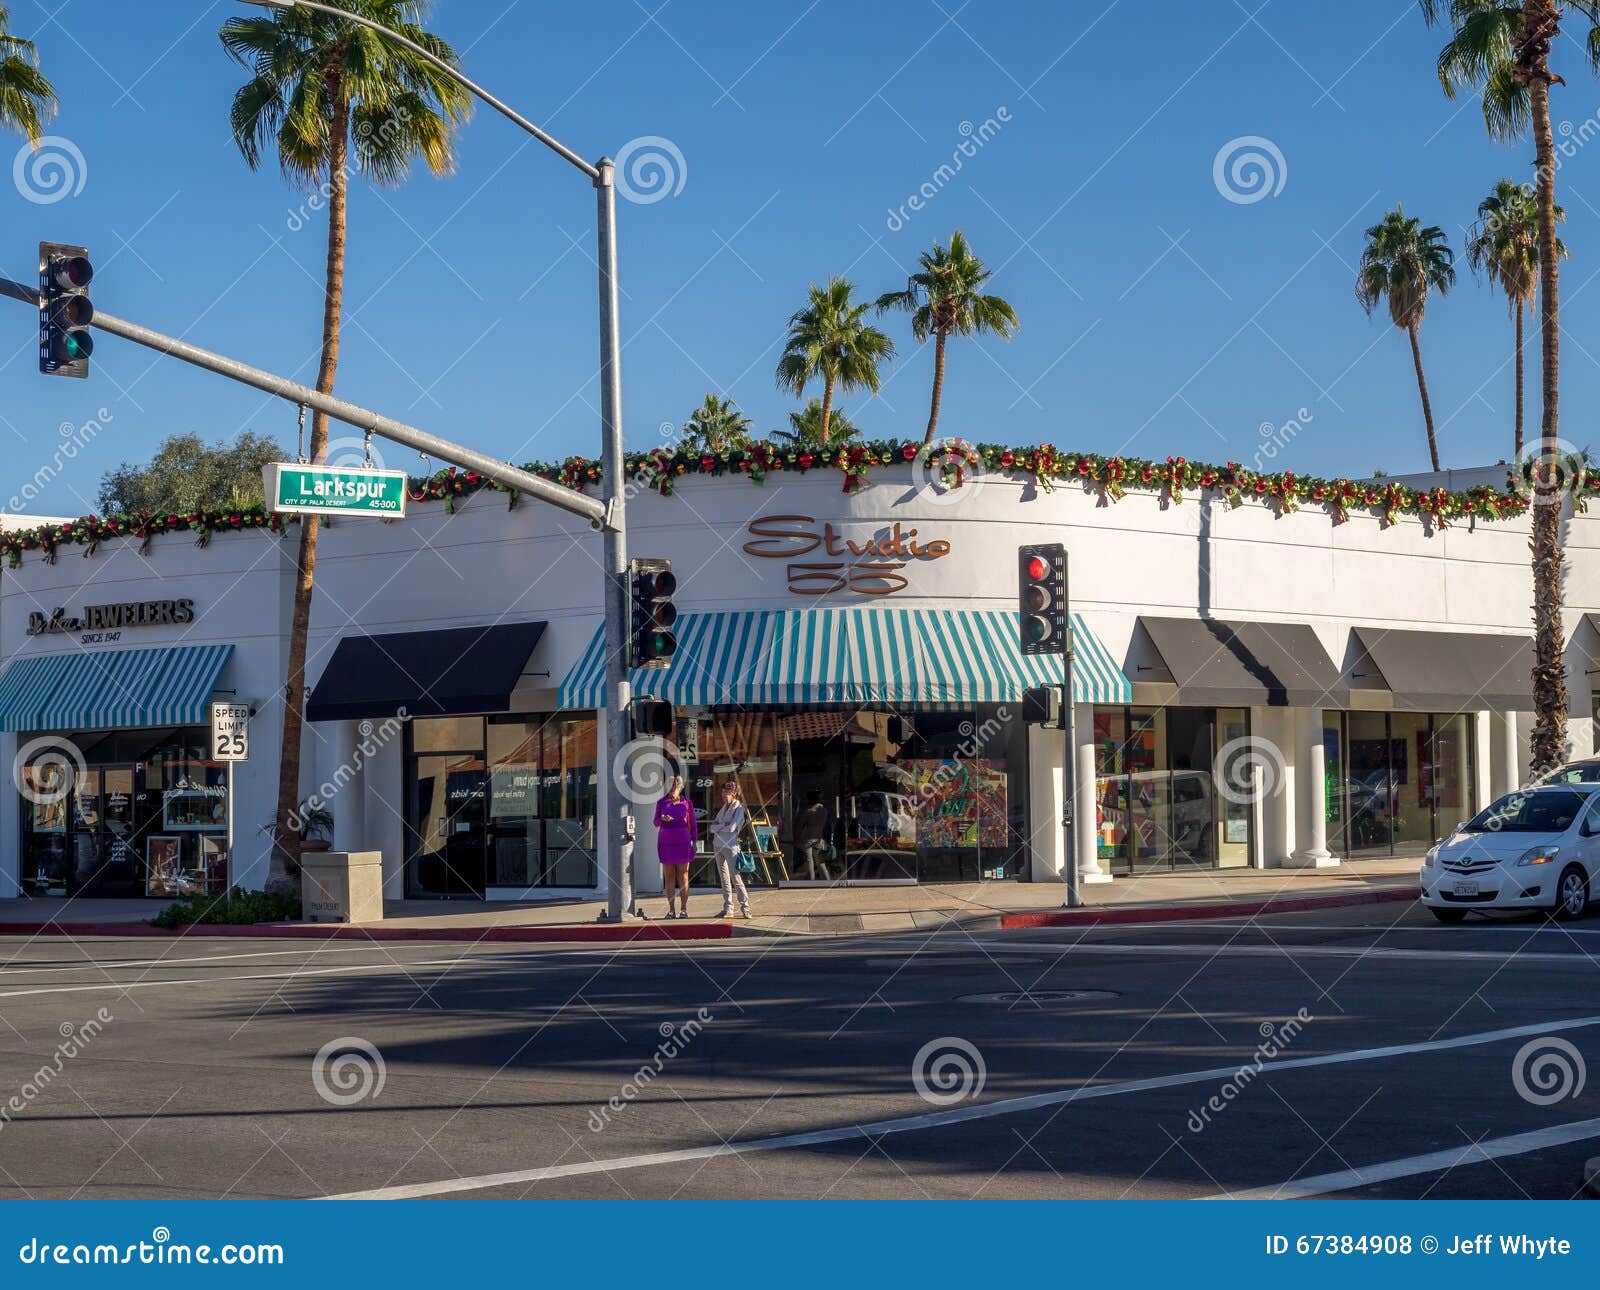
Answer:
0 460 1591 903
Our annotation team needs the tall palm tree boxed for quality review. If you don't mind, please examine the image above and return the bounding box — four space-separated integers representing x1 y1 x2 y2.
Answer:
680 393 753 454
1466 179 1565 460
775 277 895 447
221 1 471 894
1355 206 1456 472
875 230 1019 443
0 3 57 145
1421 0 1600 774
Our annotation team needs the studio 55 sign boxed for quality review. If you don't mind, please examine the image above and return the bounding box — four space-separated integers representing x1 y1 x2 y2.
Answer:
742 515 951 597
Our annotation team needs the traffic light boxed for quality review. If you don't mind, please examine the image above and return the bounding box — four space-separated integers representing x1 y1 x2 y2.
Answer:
1018 543 1068 656
630 557 678 668
39 241 93 379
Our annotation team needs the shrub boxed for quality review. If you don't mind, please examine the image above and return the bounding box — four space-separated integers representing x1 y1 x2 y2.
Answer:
150 887 300 929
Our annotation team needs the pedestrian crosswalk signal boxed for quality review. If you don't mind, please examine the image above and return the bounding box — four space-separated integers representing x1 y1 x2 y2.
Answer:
39 241 93 379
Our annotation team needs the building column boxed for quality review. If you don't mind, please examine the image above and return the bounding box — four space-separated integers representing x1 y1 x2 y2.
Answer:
1285 706 1337 869
1074 703 1110 884
1026 722 1063 882
1493 710 1520 796
1255 707 1293 866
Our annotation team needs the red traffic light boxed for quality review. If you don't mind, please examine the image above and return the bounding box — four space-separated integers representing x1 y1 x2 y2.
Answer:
51 255 92 290
1026 555 1049 581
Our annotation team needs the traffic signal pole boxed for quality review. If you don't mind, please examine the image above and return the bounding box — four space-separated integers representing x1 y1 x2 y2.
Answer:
0 274 606 526
1063 654 1080 910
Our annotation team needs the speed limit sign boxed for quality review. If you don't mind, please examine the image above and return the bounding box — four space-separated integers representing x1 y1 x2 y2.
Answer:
210 701 251 762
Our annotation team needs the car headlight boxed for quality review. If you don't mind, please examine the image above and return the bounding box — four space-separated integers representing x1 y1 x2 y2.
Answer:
1423 847 1438 869
1517 846 1561 867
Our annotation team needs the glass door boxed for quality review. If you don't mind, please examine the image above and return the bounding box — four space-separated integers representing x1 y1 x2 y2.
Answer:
70 766 144 897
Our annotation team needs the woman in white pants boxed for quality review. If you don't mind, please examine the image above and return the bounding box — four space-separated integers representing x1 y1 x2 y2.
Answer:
710 781 751 919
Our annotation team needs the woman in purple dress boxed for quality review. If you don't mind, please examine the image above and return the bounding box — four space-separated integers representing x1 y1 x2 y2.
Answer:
654 775 698 919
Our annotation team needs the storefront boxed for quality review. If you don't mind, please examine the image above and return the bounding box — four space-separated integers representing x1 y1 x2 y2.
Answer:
0 458 1594 900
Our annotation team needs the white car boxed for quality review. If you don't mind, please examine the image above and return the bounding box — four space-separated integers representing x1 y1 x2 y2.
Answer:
1420 783 1600 923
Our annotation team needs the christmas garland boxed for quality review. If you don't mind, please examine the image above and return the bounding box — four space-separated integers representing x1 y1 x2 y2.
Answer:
0 439 1563 569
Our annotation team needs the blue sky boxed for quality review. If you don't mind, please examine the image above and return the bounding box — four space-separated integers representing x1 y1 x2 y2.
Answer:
5 0 1600 519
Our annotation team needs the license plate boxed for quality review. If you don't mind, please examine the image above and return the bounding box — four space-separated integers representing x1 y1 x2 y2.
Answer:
1453 880 1479 896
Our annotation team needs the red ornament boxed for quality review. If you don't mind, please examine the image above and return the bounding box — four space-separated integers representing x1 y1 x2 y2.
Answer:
902 443 918 461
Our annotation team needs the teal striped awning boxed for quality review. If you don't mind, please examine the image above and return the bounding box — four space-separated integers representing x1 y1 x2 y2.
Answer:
559 609 1130 709
0 643 233 733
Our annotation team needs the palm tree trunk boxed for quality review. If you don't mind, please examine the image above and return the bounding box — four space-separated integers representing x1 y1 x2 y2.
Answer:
1513 302 1525 462
1527 52 1569 776
924 330 948 444
269 94 349 896
1407 323 1442 472
819 378 834 448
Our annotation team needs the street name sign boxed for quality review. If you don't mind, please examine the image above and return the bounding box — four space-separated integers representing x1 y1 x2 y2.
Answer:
210 701 251 762
263 463 408 517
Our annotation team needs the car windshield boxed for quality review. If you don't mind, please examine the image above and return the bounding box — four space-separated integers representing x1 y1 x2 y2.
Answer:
1536 762 1600 785
1462 789 1586 834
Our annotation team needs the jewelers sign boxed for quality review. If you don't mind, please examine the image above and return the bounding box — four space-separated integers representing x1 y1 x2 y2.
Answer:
263 463 408 517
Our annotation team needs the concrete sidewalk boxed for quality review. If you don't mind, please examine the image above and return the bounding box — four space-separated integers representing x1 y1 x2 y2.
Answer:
0 858 1422 940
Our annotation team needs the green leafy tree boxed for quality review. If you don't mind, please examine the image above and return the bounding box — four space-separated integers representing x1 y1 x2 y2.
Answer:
875 230 1019 443
221 0 472 893
775 277 895 447
98 432 287 515
1466 179 1565 460
679 394 753 454
1421 0 1600 773
1355 205 1455 472
773 398 862 447
0 3 56 146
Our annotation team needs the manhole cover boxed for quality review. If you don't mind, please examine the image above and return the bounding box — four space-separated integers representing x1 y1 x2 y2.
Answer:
958 989 1119 1005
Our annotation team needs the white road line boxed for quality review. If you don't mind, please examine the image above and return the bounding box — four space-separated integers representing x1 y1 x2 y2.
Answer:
324 1013 1600 1200
986 940 1600 965
1104 921 1600 937
1213 1117 1600 1200
0 944 418 976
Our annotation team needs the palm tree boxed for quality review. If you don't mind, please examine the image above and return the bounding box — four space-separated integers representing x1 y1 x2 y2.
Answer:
1421 0 1600 775
875 231 1019 443
773 398 862 447
0 3 57 145
221 1 471 894
680 393 753 455
775 277 895 447
1466 179 1565 460
1355 206 1455 472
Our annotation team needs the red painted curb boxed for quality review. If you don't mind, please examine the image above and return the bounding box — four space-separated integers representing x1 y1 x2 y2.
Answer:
0 920 734 943
999 885 1417 930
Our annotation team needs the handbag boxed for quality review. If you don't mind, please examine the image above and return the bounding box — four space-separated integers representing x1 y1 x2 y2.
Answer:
736 851 757 875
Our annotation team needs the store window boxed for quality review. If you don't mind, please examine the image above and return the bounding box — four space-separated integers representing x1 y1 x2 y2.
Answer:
405 713 597 897
1325 712 1477 857
1092 707 1250 873
17 729 229 899
671 706 1025 886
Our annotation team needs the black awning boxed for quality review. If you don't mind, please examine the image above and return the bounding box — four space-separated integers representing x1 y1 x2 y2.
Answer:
1136 616 1346 708
306 622 546 722
1352 627 1532 711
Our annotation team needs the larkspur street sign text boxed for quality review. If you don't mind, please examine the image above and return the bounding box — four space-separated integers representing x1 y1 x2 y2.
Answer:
263 463 409 518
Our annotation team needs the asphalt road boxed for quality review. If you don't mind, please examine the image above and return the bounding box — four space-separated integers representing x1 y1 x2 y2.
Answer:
2 903 1599 1200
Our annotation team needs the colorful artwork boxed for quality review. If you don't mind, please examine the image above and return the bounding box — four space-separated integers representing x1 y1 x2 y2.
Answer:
145 836 183 898
905 759 1009 849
